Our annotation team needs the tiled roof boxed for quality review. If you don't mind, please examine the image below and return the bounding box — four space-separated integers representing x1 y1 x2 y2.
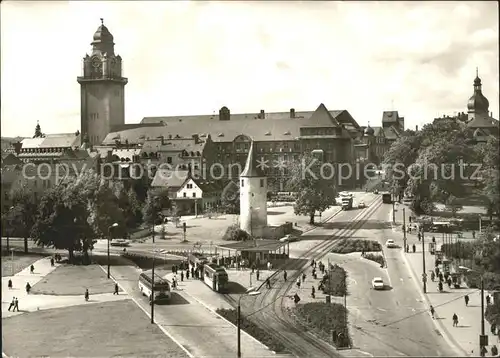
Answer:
21 133 80 149
151 169 190 188
467 115 499 128
160 138 206 153
113 148 142 160
105 105 354 144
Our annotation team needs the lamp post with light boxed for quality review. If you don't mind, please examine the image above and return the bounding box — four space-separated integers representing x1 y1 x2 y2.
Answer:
237 288 261 357
107 223 119 279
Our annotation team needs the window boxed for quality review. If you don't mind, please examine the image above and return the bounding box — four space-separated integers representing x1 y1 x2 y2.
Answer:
187 183 193 189
183 192 187 197
260 179 264 188
167 157 172 164
192 193 196 198
241 180 244 187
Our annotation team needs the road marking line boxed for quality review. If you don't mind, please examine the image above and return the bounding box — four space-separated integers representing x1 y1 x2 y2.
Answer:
96 264 194 358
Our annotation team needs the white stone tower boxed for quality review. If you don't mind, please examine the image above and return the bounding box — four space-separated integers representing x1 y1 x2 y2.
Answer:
240 141 268 237
77 19 128 146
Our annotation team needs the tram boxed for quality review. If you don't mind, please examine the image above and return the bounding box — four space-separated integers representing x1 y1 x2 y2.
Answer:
202 263 229 293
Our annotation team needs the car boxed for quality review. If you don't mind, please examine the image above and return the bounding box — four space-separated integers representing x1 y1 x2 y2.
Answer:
385 239 397 248
358 201 366 209
279 234 300 243
372 277 385 290
110 239 130 247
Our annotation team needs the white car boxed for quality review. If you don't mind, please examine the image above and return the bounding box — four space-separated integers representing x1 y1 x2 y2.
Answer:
372 277 385 290
279 234 299 243
385 239 397 248
358 201 366 209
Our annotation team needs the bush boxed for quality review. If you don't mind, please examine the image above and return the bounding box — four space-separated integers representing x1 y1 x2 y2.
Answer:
120 252 184 270
441 242 475 260
363 253 385 266
216 308 287 353
321 264 347 296
222 225 251 241
293 302 351 348
330 239 382 254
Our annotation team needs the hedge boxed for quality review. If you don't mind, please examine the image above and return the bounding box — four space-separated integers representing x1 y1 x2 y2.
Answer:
321 264 347 297
331 239 382 254
363 253 385 267
216 308 287 353
293 302 351 348
222 225 252 241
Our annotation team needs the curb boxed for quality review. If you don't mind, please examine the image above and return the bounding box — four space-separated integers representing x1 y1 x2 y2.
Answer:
400 251 470 357
95 264 195 358
179 285 277 355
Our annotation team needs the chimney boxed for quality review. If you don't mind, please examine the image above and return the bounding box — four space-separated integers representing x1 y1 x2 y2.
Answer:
192 134 199 144
259 109 265 119
415 125 418 131
290 108 295 118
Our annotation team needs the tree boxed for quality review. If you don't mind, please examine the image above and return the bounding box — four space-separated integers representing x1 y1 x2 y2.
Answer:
220 181 240 214
115 183 143 229
445 195 463 217
142 188 171 225
9 185 38 253
287 154 337 224
31 182 94 263
475 137 500 221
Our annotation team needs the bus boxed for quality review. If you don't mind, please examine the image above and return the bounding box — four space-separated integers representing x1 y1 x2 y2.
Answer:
138 271 171 304
382 193 392 204
203 263 229 293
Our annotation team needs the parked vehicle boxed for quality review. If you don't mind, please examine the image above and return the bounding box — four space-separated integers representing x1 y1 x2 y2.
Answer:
341 196 353 210
385 239 397 248
358 201 366 209
110 239 130 247
372 277 385 290
280 234 300 243
382 193 392 204
138 272 171 304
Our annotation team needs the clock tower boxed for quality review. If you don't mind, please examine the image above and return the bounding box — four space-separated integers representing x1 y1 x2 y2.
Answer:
77 19 128 146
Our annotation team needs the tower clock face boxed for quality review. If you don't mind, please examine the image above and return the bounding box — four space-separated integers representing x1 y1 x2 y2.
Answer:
91 57 101 68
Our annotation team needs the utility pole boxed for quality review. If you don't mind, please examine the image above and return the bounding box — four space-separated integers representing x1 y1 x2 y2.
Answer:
151 221 155 324
480 276 487 356
392 192 396 223
421 228 427 293
403 207 407 252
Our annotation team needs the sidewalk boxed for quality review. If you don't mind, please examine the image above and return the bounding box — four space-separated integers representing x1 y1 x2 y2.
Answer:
392 205 498 357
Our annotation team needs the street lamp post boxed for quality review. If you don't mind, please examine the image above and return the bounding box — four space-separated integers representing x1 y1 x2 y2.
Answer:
151 218 156 324
5 206 14 253
237 289 261 358
421 228 427 293
403 207 407 252
107 223 119 279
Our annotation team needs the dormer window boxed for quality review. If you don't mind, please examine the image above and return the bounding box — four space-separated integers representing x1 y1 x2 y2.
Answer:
265 131 271 136
283 131 291 135
218 133 224 137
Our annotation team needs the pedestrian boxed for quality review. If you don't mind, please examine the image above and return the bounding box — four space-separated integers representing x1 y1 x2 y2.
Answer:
302 273 306 283
412 244 416 253
430 305 435 319
114 283 119 295
311 286 315 299
452 313 458 327
25 282 31 294
438 281 443 292
361 248 365 257
406 244 409 253
251 263 255 274
186 269 190 279
472 231 476 239
465 294 469 306
181 271 184 282
418 232 421 241
312 268 317 279
267 261 271 271
435 267 440 276
492 323 497 335
30 265 35 274
85 288 89 302
491 345 498 356
481 346 488 356
13 297 19 312
487 295 491 305
172 265 176 274
296 278 301 289
8 279 12 289
50 257 55 267
7 297 15 311
310 259 315 268
447 277 452 288
439 273 443 282
283 270 287 282
191 267 195 278
256 269 260 281
431 272 435 282
266 277 271 289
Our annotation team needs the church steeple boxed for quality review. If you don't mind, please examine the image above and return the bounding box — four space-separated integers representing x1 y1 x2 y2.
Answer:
467 67 489 116
241 141 264 177
91 18 115 56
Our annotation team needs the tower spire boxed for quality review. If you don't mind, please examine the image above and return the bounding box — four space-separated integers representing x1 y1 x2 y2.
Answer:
476 67 479 78
100 18 104 25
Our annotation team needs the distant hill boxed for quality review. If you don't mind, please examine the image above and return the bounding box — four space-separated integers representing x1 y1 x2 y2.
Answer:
1 137 26 152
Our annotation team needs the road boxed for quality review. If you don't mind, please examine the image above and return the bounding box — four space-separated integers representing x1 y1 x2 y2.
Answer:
328 203 458 356
236 193 458 357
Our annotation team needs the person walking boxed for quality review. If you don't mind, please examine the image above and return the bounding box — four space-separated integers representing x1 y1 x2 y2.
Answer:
430 305 435 319
50 257 55 267
452 313 458 327
283 270 287 282
486 295 491 305
431 272 435 282
85 288 89 302
13 297 19 312
311 286 315 299
296 278 301 289
302 273 306 283
30 265 35 274
114 283 119 295
7 297 15 311
25 282 31 294
256 269 260 281
412 244 416 253
186 269 190 279
492 322 497 335
418 232 421 242
465 294 470 306
265 277 271 289
491 345 498 356
8 279 12 289
180 271 184 282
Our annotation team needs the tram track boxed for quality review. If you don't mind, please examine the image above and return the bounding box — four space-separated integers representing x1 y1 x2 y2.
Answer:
224 195 384 357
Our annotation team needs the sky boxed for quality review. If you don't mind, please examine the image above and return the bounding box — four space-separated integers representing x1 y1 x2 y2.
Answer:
1 1 499 137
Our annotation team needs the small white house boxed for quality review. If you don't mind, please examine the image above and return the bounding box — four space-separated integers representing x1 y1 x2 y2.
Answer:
173 176 221 215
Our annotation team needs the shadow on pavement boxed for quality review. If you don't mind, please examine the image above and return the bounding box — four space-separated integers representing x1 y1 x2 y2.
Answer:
323 221 392 230
225 282 248 294
167 292 190 305
267 210 286 215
